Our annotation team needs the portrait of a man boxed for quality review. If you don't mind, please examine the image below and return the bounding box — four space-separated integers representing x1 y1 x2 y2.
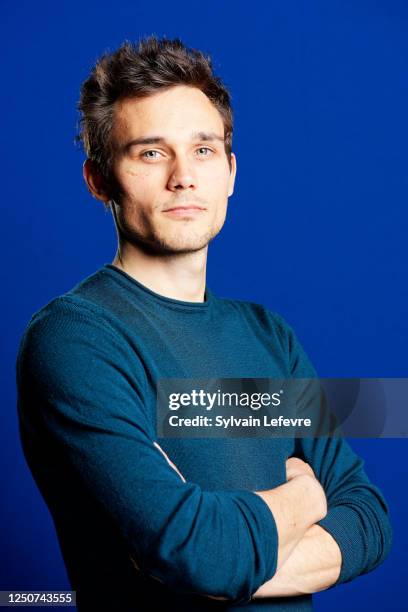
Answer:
15 36 393 611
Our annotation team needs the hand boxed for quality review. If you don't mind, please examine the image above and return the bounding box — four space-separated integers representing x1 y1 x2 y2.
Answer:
154 441 186 483
286 457 327 522
286 456 316 481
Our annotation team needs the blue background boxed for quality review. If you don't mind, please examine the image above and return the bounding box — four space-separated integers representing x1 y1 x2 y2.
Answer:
1 0 407 609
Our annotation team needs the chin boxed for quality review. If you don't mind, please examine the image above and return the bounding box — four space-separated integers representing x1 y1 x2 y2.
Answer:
160 238 211 254
155 227 221 253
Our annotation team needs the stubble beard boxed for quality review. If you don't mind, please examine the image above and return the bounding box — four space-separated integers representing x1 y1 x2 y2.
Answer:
113 199 226 257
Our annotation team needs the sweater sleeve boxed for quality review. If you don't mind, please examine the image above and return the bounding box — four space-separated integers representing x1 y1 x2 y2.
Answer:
16 297 278 603
271 312 393 586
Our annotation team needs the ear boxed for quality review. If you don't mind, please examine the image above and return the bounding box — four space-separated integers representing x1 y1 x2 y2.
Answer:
227 152 237 197
83 159 111 203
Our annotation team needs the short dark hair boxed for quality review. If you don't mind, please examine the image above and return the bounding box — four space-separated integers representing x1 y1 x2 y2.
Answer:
76 35 234 184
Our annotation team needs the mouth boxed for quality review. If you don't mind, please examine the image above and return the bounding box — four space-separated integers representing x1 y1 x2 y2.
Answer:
162 205 206 217
163 205 206 212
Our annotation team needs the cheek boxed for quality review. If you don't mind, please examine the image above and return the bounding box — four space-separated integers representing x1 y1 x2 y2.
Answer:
200 164 231 196
118 169 160 203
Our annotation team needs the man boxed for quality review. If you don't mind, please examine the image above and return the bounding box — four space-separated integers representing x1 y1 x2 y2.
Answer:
16 36 392 611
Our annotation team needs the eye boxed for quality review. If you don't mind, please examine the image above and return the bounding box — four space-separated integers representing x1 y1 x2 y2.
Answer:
196 147 213 157
141 150 162 160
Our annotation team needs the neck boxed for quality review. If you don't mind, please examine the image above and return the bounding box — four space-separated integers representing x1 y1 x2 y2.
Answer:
112 241 208 303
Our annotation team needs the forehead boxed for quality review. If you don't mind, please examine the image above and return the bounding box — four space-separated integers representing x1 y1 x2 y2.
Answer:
112 85 225 142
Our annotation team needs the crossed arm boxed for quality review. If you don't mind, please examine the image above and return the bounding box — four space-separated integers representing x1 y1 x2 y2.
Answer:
20 305 391 604
252 457 342 598
154 443 342 599
252 523 341 597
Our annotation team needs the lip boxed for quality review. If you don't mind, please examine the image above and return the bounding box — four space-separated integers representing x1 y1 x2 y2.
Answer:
162 205 206 217
163 205 205 212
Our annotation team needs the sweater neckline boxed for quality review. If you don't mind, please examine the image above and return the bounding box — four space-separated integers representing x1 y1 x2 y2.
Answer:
102 263 213 311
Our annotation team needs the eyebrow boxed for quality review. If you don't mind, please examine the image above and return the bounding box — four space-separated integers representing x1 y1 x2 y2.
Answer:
121 131 225 153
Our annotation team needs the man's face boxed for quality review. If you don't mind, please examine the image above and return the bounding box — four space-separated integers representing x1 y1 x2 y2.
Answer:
107 85 236 255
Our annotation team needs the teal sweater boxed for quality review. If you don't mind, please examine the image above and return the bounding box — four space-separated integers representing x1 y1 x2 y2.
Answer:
16 264 392 611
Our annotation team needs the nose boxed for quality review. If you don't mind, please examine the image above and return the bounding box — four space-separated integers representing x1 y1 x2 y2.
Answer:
167 154 197 191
